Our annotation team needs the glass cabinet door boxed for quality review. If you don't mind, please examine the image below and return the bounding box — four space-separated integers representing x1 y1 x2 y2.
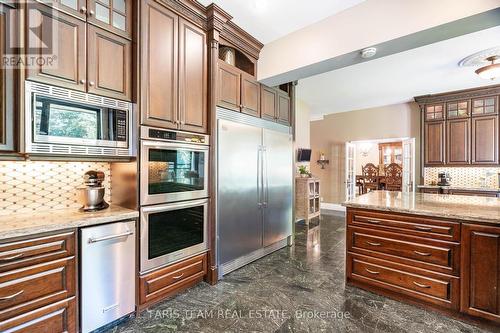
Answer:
88 0 132 37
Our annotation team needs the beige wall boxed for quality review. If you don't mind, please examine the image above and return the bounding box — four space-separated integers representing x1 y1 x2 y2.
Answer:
310 102 421 204
294 99 311 174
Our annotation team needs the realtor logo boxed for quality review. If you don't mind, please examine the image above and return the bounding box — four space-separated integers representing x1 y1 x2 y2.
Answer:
2 1 59 69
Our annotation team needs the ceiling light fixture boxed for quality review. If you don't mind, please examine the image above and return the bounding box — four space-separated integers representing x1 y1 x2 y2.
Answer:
475 56 500 80
361 47 377 59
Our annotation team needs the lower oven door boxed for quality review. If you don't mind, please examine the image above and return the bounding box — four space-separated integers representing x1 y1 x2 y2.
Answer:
140 198 208 273
141 140 209 205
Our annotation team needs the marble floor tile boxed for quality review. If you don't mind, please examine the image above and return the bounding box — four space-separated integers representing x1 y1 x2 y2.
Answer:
105 214 497 333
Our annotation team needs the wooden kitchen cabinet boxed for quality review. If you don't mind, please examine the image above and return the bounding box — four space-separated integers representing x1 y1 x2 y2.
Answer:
424 121 445 165
461 224 500 322
277 90 291 125
0 230 77 333
140 0 178 129
217 60 241 112
178 18 207 133
0 2 16 152
87 25 131 100
87 0 133 38
37 0 88 20
446 118 470 164
26 2 133 101
260 85 277 121
140 0 207 133
241 73 260 117
26 3 87 92
471 115 498 164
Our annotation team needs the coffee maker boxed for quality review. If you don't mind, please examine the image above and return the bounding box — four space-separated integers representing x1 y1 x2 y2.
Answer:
77 171 109 212
437 172 451 186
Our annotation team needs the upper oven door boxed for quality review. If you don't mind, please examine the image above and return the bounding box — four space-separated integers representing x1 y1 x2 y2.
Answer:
140 140 209 205
31 94 128 149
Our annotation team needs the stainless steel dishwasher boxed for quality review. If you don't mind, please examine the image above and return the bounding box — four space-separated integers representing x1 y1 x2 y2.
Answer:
80 220 136 333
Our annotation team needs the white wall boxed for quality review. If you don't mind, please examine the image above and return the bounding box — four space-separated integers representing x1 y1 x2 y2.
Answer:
294 99 311 174
258 0 499 84
355 142 380 175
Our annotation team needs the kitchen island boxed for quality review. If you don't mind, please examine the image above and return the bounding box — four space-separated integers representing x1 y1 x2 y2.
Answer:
343 191 500 325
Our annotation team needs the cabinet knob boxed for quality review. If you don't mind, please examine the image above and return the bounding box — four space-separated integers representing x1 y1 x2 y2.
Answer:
79 79 86 84
89 81 95 87
88 10 95 16
80 6 87 14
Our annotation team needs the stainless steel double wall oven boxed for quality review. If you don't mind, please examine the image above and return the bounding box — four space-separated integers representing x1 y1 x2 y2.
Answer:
139 126 209 273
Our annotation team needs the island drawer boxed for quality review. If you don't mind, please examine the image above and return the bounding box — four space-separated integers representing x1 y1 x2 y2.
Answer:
348 209 460 242
0 231 76 272
139 252 207 307
347 253 460 310
348 226 460 275
0 257 76 321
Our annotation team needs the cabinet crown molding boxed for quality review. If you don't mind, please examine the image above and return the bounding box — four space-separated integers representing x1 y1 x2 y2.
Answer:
414 84 500 106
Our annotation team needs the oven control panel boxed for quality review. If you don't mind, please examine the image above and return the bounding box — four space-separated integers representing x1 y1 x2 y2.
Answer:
147 128 209 145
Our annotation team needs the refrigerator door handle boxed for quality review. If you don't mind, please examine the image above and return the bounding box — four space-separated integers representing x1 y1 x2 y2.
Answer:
262 146 269 208
257 146 262 208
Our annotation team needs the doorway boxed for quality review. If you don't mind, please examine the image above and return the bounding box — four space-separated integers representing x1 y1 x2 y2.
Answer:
345 137 415 201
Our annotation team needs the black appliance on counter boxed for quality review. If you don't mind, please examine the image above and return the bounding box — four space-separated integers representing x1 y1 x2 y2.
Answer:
437 172 451 186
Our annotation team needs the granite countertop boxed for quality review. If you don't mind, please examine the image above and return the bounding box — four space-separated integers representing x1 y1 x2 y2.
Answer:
343 190 500 225
417 185 500 192
0 205 139 241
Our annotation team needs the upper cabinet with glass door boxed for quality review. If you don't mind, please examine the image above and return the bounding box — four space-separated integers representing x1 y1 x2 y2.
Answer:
472 96 498 116
446 100 469 118
39 0 132 38
88 0 132 38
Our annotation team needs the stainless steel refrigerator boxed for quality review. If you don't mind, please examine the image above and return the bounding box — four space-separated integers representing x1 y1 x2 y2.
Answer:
217 108 293 277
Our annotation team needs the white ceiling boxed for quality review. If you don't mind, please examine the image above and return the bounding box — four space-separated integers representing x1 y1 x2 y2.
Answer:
298 26 500 120
197 0 366 44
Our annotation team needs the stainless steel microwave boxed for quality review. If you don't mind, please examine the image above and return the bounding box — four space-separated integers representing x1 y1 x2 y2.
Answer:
25 81 134 157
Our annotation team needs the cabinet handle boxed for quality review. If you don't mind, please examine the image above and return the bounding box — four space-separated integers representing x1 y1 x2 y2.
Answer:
366 241 381 246
89 81 95 87
366 219 381 224
79 79 86 85
413 250 432 257
88 10 95 16
80 6 87 14
412 281 431 289
415 226 432 232
172 273 184 280
0 253 24 262
365 268 380 275
0 290 24 301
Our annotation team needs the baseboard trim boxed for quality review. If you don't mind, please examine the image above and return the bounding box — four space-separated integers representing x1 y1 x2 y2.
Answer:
320 202 346 212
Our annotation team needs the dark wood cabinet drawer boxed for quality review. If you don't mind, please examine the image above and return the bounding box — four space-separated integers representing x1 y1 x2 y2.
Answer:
0 231 75 272
348 227 460 275
348 253 459 310
348 209 460 242
139 253 207 306
0 296 76 333
0 257 75 321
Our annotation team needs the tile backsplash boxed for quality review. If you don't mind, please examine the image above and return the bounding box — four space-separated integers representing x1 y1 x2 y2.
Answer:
424 167 500 188
0 161 111 216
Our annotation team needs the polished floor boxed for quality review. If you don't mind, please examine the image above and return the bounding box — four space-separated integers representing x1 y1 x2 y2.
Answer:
106 213 496 333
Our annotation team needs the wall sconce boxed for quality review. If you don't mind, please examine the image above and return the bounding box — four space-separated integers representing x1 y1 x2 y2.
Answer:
359 143 372 157
317 152 329 169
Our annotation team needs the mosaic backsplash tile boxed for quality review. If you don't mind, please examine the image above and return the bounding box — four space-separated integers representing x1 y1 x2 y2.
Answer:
0 162 111 216
424 167 500 188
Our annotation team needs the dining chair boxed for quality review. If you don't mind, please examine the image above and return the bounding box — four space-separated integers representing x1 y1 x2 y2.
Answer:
384 163 403 191
361 163 379 193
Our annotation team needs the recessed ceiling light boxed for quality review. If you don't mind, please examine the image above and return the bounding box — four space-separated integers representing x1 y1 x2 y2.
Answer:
475 56 500 80
361 47 377 59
